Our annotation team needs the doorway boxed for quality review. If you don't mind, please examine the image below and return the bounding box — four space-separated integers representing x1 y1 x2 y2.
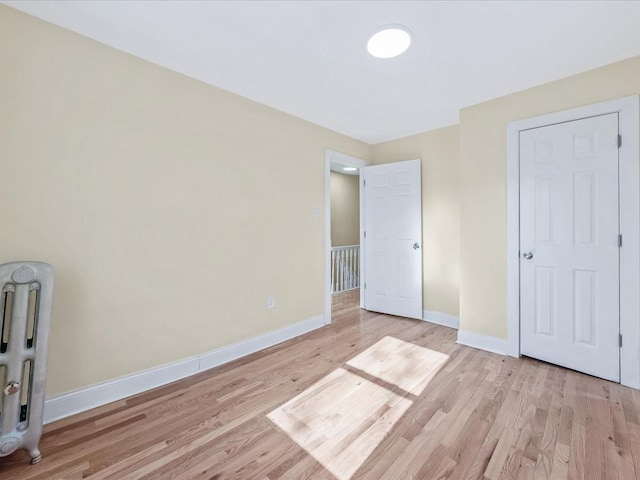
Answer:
506 96 640 388
324 150 423 325
324 150 367 324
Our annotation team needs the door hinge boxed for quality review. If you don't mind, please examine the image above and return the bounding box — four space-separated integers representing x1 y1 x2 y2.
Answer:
619 234 623 247
619 334 623 347
363 179 366 187
618 134 622 148
364 231 367 238
364 282 367 289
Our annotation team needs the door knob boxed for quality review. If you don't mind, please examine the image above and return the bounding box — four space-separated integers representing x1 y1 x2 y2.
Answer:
523 251 533 260
413 242 420 250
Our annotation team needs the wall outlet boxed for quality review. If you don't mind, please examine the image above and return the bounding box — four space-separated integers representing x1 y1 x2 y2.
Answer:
267 295 276 309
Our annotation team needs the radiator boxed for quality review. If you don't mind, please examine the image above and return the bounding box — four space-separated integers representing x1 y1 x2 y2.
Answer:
0 262 54 465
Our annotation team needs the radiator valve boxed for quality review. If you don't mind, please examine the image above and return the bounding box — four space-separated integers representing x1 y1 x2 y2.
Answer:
3 381 20 396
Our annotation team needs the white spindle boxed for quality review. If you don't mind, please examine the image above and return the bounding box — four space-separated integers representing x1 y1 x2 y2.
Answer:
348 249 354 289
330 245 360 294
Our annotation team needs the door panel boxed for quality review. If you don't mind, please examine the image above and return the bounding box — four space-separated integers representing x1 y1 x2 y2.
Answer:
520 113 620 382
573 269 596 345
363 160 422 320
534 266 555 337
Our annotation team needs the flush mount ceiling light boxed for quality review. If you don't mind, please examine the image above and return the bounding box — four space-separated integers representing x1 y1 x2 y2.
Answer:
367 25 412 59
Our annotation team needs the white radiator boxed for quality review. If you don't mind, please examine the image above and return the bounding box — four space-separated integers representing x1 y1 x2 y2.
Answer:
0 262 54 464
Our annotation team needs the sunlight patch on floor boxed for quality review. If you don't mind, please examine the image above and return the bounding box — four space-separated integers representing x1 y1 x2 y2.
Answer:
268 336 449 480
347 336 449 396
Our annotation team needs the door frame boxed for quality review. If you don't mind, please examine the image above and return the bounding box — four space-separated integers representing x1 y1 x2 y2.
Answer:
506 95 640 388
324 149 368 325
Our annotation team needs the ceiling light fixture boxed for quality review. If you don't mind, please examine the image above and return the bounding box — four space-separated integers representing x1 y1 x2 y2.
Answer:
367 25 412 59
343 167 358 171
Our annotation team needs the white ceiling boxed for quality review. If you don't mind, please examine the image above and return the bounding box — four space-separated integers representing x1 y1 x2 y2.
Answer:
5 1 640 144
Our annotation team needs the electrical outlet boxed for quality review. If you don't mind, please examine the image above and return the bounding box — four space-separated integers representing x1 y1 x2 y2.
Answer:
267 295 276 309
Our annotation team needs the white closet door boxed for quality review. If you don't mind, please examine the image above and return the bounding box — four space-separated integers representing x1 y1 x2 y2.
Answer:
520 113 620 382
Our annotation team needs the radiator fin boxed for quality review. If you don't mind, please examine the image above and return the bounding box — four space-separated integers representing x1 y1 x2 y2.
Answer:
25 286 39 349
19 360 32 424
0 365 5 422
0 288 13 354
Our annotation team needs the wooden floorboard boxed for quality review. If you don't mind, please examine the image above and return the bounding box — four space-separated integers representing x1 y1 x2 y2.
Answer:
1 291 639 479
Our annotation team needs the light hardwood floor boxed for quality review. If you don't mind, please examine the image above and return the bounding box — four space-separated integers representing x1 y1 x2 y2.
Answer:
1 290 640 479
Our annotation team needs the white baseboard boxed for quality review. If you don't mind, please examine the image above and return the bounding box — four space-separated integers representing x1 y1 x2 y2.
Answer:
422 310 459 329
198 315 325 371
44 315 326 424
456 330 510 356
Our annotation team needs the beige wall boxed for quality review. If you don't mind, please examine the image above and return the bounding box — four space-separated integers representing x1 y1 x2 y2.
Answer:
371 125 460 317
330 172 360 247
0 6 370 396
459 55 640 339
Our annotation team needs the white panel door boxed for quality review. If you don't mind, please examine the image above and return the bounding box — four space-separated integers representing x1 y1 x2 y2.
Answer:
363 159 422 320
520 113 620 382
